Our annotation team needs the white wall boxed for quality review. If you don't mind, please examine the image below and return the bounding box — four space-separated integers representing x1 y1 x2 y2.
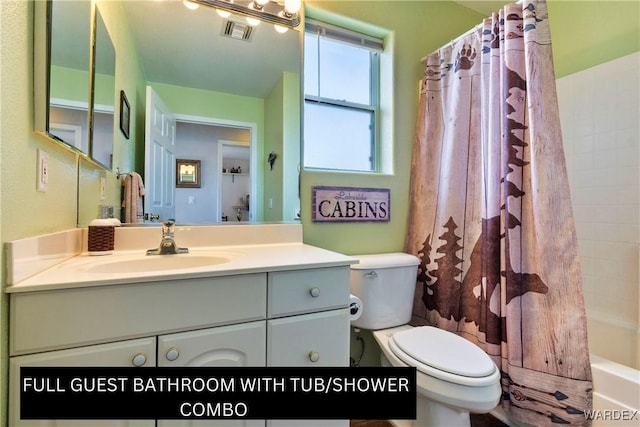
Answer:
174 122 250 224
557 52 640 369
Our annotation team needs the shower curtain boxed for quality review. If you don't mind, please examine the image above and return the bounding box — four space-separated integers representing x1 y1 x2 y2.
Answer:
405 1 593 425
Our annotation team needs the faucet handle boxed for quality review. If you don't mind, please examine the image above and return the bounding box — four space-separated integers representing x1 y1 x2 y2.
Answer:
162 220 175 235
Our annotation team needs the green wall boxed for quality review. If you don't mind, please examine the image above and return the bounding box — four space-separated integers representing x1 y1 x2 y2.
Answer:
50 65 90 103
77 0 148 227
1 0 639 423
549 0 639 78
264 75 286 221
301 0 484 255
263 71 301 222
300 0 640 256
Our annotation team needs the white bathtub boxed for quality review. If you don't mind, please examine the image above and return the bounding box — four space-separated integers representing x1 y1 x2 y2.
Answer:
589 355 640 426
585 311 640 425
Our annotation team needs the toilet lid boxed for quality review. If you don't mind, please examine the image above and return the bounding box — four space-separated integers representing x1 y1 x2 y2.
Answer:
391 327 496 378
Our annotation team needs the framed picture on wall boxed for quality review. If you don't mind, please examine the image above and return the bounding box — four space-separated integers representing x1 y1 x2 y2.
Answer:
176 159 201 188
119 90 130 139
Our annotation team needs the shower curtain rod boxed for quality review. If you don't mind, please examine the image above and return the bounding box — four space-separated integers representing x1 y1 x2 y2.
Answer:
420 24 481 63
420 0 525 63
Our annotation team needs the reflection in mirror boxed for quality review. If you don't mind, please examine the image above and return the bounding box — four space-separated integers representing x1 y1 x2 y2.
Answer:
61 0 302 226
119 1 300 225
90 5 116 169
47 0 92 153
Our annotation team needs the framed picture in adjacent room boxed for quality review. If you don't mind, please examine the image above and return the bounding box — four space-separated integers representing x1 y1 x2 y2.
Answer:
176 159 201 188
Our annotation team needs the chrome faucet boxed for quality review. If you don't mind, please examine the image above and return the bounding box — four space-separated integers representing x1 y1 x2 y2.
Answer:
146 221 189 255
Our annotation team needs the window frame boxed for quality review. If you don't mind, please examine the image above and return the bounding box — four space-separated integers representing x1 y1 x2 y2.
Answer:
303 19 383 173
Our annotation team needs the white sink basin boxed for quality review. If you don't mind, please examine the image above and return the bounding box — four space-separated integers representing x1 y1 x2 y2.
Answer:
86 254 232 274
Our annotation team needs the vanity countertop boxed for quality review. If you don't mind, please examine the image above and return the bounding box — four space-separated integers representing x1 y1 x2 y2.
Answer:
5 223 358 294
5 243 357 293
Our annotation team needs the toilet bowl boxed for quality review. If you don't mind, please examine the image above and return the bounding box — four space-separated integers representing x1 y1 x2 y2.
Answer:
349 253 501 427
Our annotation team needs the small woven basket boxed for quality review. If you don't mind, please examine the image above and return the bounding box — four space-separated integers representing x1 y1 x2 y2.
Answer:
88 225 115 253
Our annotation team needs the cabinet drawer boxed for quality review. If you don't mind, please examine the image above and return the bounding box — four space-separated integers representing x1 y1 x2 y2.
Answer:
10 274 267 355
267 268 349 317
267 309 349 366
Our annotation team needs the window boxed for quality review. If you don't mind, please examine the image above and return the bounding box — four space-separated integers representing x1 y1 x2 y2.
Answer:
303 19 383 172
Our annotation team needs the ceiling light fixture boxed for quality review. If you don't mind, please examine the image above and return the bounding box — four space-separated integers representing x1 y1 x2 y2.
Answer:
191 0 301 28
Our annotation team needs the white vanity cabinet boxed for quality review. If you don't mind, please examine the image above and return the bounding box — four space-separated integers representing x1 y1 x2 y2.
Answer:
8 264 350 427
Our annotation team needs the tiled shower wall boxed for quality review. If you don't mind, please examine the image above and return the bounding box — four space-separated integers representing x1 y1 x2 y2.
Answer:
556 52 639 369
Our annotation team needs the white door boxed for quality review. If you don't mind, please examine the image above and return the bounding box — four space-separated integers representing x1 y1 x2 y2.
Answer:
145 86 176 221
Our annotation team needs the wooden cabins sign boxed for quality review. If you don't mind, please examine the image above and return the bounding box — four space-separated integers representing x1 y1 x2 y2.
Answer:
312 186 390 223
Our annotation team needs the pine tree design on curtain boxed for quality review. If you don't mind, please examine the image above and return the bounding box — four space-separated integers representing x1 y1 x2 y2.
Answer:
406 1 592 425
419 67 550 344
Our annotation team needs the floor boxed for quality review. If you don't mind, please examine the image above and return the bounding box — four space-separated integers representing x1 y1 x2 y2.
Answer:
350 413 508 427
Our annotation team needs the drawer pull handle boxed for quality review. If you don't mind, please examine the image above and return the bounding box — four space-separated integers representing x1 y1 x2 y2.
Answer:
308 351 320 363
309 287 320 298
132 353 147 367
166 347 180 361
364 271 378 279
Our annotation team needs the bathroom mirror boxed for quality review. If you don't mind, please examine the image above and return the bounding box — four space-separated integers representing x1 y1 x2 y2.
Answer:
127 0 301 225
37 0 302 226
90 4 116 169
35 0 92 155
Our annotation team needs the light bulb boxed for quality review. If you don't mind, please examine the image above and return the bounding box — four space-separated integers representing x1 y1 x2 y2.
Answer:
246 17 261 26
284 0 301 14
182 0 199 10
274 24 288 33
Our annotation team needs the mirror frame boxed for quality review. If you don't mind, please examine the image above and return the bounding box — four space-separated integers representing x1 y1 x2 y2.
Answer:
88 3 116 170
34 0 111 172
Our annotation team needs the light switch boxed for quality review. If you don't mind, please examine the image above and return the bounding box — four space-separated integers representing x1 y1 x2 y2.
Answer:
100 177 106 200
36 149 49 192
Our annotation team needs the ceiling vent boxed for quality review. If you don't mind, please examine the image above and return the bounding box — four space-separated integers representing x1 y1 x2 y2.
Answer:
222 19 254 42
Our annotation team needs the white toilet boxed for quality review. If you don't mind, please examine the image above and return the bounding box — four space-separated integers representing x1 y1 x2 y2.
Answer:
349 253 501 427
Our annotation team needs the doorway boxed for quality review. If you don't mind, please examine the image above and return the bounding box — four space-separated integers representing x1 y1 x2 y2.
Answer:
174 119 255 223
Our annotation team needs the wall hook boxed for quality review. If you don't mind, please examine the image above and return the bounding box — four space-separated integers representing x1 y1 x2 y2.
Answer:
267 152 277 170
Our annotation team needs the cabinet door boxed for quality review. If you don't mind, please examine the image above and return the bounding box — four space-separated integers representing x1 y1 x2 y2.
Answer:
157 321 266 427
9 337 156 427
268 309 349 367
267 310 349 427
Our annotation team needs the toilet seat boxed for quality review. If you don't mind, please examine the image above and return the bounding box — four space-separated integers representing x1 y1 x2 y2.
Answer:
389 326 499 387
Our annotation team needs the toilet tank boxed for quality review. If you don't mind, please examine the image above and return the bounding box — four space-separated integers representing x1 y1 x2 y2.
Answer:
350 253 420 330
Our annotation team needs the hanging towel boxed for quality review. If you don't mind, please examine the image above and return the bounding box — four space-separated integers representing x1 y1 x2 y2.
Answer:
121 172 145 223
